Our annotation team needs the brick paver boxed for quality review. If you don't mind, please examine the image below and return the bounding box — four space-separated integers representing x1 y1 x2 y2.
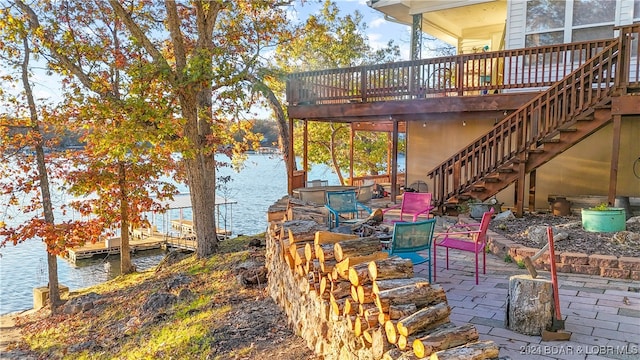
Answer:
413 247 640 359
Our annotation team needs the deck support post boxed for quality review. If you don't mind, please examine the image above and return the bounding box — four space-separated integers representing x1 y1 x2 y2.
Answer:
391 119 399 202
287 116 295 194
607 115 622 206
528 170 536 213
515 153 526 217
349 124 354 185
303 119 308 182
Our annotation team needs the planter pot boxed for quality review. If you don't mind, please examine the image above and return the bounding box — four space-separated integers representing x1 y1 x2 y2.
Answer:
581 208 626 232
469 203 492 220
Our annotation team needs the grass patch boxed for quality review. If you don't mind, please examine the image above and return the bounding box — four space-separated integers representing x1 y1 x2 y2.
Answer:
504 254 513 263
20 234 266 360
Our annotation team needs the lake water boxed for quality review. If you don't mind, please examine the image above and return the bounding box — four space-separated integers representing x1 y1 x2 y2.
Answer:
0 154 344 315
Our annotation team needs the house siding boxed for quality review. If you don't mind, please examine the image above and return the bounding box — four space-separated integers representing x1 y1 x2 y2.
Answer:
405 116 640 210
505 0 526 50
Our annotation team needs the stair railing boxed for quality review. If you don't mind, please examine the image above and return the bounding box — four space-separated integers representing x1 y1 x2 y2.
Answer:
428 38 623 208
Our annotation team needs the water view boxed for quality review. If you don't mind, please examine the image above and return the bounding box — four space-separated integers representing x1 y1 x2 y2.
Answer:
0 154 343 315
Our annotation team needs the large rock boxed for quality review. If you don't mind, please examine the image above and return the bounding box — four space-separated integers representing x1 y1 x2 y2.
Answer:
526 225 568 246
141 292 177 314
63 292 101 315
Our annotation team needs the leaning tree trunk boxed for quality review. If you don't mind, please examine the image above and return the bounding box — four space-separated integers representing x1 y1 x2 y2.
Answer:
21 33 61 313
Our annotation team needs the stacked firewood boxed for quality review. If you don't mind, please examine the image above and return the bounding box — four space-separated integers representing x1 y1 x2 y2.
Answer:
265 199 501 359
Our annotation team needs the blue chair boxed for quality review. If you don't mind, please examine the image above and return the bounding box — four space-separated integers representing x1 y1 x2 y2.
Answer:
325 190 372 228
388 219 437 282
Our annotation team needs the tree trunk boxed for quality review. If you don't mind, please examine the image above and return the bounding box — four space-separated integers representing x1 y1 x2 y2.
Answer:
20 33 61 313
183 124 218 258
119 162 134 274
506 274 554 335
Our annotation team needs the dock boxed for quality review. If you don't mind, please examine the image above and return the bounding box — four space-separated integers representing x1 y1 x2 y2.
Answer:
65 228 232 264
65 193 236 264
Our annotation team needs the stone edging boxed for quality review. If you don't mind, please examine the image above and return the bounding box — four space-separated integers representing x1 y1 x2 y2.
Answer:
485 230 640 280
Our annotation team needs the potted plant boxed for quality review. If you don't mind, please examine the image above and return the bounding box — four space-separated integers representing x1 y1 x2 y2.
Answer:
581 203 626 232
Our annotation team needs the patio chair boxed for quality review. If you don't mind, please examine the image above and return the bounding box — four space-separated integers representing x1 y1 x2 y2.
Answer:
388 218 437 282
325 190 372 228
382 192 434 222
433 208 493 285
356 181 375 203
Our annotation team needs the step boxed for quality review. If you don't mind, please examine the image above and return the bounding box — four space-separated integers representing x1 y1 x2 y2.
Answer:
484 176 501 183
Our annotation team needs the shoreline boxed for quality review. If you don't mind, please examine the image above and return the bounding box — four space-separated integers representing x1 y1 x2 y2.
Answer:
0 309 32 350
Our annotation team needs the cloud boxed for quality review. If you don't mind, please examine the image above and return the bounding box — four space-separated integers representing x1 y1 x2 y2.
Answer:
370 17 387 28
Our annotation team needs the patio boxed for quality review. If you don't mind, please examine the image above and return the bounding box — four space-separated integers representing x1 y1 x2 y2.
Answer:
413 243 640 360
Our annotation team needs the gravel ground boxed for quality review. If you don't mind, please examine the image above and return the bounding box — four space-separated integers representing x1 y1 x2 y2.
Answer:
488 212 640 258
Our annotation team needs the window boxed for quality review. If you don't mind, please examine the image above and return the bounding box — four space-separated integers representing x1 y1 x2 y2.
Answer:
525 0 616 47
572 0 615 26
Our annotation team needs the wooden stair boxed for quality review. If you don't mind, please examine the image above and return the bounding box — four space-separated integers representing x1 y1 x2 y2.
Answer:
428 38 620 210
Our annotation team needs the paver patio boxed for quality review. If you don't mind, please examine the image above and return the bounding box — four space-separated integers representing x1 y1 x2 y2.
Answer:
413 247 640 360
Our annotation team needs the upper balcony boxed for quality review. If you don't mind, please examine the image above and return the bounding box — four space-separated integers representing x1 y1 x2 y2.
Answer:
286 28 640 122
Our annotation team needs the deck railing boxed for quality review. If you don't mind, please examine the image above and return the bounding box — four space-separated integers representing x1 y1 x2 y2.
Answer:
426 24 640 207
287 38 622 105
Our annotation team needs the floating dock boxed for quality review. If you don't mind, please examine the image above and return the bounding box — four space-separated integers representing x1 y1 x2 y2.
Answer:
65 228 232 263
65 193 235 264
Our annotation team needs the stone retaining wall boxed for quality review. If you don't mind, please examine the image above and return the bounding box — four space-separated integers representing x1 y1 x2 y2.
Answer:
486 231 640 280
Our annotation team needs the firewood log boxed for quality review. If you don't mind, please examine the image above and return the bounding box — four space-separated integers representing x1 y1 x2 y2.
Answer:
363 329 374 344
320 259 335 274
377 283 447 308
354 315 368 337
334 236 383 262
384 320 399 344
315 243 334 264
348 261 370 287
343 298 357 316
372 278 431 295
304 242 314 262
412 324 479 358
331 280 352 300
389 303 417 320
314 230 358 246
368 257 414 282
397 334 408 351
335 251 390 279
397 302 451 337
371 327 391 360
319 276 329 296
378 310 390 325
374 294 390 313
356 284 374 304
427 340 499 360
364 307 381 327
